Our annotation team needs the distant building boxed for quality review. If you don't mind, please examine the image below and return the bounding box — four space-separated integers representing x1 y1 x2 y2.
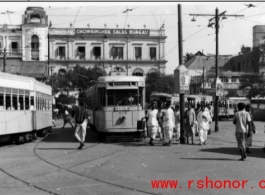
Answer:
186 25 265 97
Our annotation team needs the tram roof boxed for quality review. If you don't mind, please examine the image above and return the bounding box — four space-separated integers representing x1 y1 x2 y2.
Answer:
98 76 145 83
150 92 172 98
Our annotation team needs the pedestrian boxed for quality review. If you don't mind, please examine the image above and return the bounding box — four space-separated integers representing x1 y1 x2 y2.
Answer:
174 105 180 143
52 110 56 127
67 102 90 149
62 108 75 129
233 103 251 161
146 101 159 146
184 104 196 144
197 105 212 145
157 103 164 143
162 101 175 146
245 104 256 153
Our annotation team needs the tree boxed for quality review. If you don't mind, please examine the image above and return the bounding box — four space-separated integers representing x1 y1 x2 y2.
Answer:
239 73 265 99
145 72 174 103
183 52 194 63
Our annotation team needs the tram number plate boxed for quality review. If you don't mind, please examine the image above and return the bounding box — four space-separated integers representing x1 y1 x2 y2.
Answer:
119 111 127 115
114 107 130 111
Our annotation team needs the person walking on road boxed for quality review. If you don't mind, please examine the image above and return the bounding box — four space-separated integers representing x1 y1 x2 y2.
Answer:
67 102 90 149
174 105 180 143
197 105 212 145
233 103 251 161
62 108 75 129
146 101 159 146
245 104 256 153
162 102 175 146
184 104 196 144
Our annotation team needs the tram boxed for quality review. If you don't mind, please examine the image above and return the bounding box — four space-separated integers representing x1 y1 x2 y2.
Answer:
150 92 188 108
85 72 146 141
226 97 250 117
0 72 52 144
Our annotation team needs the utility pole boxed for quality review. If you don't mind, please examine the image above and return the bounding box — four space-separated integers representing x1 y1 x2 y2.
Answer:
178 4 186 144
190 9 243 132
3 48 7 72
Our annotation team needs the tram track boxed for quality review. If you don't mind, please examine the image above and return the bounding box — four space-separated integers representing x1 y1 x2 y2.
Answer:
0 133 159 195
33 136 158 195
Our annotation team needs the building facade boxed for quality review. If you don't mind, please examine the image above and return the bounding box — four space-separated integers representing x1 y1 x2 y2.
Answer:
0 7 48 80
0 6 167 80
48 27 167 77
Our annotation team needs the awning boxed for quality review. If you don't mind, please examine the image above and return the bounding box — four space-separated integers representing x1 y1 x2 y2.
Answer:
21 61 47 78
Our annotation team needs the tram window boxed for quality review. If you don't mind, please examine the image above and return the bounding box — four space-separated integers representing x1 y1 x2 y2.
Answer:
108 90 115 106
6 94 11 110
108 89 138 106
0 93 4 108
12 95 18 110
25 96 30 110
30 96 34 106
19 95 24 110
98 88 106 107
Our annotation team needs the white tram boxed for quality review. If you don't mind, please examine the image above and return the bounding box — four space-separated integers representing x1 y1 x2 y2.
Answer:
85 73 146 141
0 72 52 144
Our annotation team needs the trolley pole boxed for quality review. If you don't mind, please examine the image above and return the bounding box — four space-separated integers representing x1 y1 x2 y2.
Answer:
178 4 186 144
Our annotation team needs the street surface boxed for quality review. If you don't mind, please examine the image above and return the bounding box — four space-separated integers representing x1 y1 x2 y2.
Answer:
1 119 265 195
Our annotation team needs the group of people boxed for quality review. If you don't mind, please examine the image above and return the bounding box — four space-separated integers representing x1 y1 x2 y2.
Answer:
145 101 213 146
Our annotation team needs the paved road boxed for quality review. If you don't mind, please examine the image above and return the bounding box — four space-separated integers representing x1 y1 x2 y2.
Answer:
1 119 265 195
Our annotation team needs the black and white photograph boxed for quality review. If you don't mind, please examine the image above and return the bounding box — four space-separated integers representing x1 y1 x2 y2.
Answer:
1 1 265 195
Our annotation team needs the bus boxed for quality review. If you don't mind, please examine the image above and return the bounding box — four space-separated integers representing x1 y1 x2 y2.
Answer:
85 73 146 141
0 72 52 144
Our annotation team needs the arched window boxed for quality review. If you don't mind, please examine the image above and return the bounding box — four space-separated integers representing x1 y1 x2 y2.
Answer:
31 35 39 61
58 69 67 75
148 69 158 74
132 68 144 76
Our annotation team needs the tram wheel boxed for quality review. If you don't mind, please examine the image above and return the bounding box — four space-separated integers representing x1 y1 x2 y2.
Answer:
97 132 106 143
47 127 52 134
15 135 25 145
24 134 31 143
32 132 37 140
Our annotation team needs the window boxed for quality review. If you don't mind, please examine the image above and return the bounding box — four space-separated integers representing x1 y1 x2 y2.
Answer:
93 47 101 59
77 46 85 60
19 94 24 110
135 47 142 60
0 93 4 109
107 89 141 106
150 47 156 60
12 94 18 110
25 96 30 110
31 35 39 52
58 46 66 59
112 47 123 60
11 42 18 55
98 88 106 107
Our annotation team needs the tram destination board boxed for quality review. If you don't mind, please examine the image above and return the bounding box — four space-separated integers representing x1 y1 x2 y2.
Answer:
180 86 189 94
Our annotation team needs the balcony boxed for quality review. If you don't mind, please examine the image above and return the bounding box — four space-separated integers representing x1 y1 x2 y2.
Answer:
0 49 22 57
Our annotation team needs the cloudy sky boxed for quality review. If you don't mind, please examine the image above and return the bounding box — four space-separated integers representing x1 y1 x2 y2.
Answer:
0 1 264 74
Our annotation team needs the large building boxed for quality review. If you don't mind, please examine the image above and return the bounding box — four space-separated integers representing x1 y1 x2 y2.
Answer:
49 26 167 77
0 7 167 80
0 7 48 81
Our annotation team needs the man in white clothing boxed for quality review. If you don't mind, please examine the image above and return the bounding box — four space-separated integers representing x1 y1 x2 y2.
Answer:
163 102 175 146
146 102 159 146
197 105 212 145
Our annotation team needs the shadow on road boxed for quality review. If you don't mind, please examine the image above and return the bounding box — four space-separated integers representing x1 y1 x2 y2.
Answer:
199 147 265 159
41 127 98 143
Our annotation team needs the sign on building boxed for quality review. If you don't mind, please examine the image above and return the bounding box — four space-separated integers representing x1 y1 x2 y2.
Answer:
75 28 150 36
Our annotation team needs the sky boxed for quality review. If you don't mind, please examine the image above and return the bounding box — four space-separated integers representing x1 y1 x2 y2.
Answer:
0 1 265 75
